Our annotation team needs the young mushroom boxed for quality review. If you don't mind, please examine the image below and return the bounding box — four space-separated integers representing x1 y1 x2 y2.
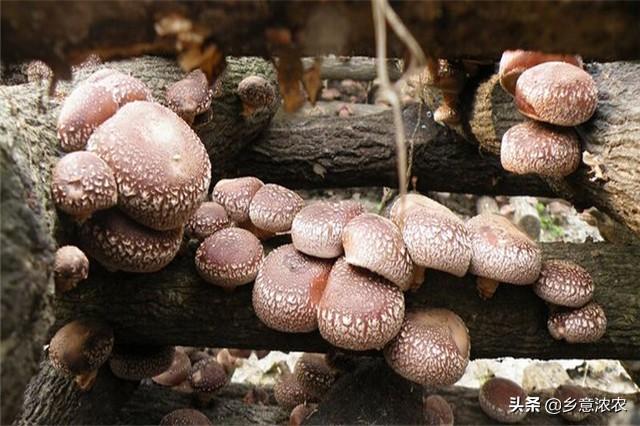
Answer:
274 373 313 410
501 121 581 177
554 384 590 422
159 408 213 426
152 348 192 387
466 214 542 299
48 319 114 390
291 200 365 258
53 245 89 293
195 227 263 288
237 75 276 117
515 61 598 126
384 309 470 387
293 353 338 400
423 394 454 426
252 244 332 332
249 183 305 233
478 377 528 423
85 68 152 106
212 177 264 224
185 201 230 241
533 260 594 308
547 302 607 343
342 213 414 291
289 403 317 426
109 345 175 381
317 257 405 351
51 151 117 220
189 357 230 405
166 69 212 125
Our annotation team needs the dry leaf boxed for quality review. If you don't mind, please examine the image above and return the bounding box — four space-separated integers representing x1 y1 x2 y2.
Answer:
302 57 323 105
276 47 305 112
179 44 226 84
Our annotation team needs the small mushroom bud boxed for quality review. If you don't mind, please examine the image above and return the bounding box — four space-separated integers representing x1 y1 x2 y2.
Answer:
317 257 405 351
53 245 89 293
195 227 263 288
51 151 117 220
152 348 192 387
249 184 305 233
109 345 175 381
189 357 230 405
252 244 332 333
294 353 338 400
547 302 607 343
501 121 581 177
289 403 317 426
515 62 598 126
533 260 594 308
384 309 470 387
291 200 365 259
212 177 264 224
237 75 276 117
554 384 590 422
342 213 414 291
48 319 114 390
423 394 454 426
185 201 230 241
478 377 528 423
24 60 53 84
160 408 213 426
274 373 314 410
166 69 213 125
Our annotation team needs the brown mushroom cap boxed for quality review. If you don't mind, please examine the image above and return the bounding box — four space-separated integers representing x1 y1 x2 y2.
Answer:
160 408 213 426
467 213 542 285
342 213 414 291
86 68 152 106
78 209 183 273
25 60 53 83
387 193 451 229
152 348 192 387
54 245 89 293
87 101 211 230
515 62 598 126
289 403 317 426
51 151 118 219
237 75 276 116
317 257 405 351
384 309 470 387
478 377 528 423
166 69 213 125
274 373 312 410
554 384 590 422
252 244 332 333
501 121 581 177
291 200 365 258
547 302 607 343
294 353 338 400
498 51 583 96
189 357 230 394
109 345 175 381
423 394 454 426
533 260 594 308
212 177 264 223
249 184 305 233
185 201 230 241
195 227 263 288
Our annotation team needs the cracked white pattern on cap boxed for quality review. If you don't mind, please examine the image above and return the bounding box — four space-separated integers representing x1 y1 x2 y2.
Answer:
212 177 264 223
249 184 304 233
185 201 230 241
478 377 528 423
387 193 451 229
384 309 469 387
294 353 337 400
109 346 175 381
195 227 263 288
467 214 542 285
515 61 598 126
87 101 211 231
253 244 332 333
188 358 229 393
49 319 114 376
291 200 365 258
317 257 405 351
166 69 213 124
53 246 89 291
534 260 594 308
342 213 414 291
501 121 581 177
547 302 607 343
78 209 183 273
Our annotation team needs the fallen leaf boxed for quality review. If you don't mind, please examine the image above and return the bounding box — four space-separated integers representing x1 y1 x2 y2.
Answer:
275 47 305 112
302 57 323 105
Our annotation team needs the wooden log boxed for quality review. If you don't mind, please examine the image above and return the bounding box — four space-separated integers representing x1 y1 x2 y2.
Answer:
302 56 402 81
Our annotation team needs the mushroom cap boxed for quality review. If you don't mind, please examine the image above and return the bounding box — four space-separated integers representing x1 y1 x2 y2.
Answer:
274 373 311 410
383 309 470 387
478 377 528 423
212 177 264 223
87 101 211 230
78 209 183 273
252 244 332 333
289 403 317 426
547 302 607 343
49 319 114 376
25 60 53 83
501 121 581 177
291 200 365 258
317 257 405 351
249 184 305 233
387 193 451 229
86 68 152 106
166 69 212 125
237 75 276 115
423 394 454 426
402 205 471 277
53 245 89 292
185 201 230 241
189 357 229 394
293 353 338 400
51 151 118 218
498 50 583 96
515 62 598 126
152 348 192 387
554 385 590 422
533 260 594 308
342 213 414 291
109 345 175 381
195 227 263 287
160 408 213 426
466 214 542 285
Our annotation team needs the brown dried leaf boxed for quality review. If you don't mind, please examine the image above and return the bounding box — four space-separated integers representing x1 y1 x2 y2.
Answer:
179 44 226 84
302 57 323 105
276 47 305 113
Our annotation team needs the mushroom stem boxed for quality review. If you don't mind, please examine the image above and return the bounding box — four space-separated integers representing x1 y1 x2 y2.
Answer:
476 277 500 300
74 370 98 391
410 265 426 292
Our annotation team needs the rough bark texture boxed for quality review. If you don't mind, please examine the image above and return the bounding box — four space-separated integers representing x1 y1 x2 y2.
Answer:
2 1 639 78
302 56 402 81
